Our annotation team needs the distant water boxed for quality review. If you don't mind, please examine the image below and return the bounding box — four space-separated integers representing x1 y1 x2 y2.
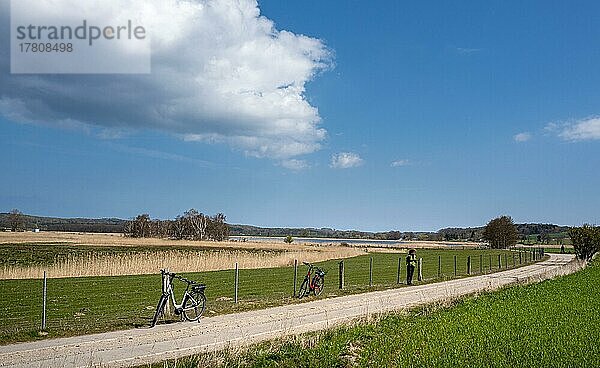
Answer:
230 236 471 247
231 236 405 247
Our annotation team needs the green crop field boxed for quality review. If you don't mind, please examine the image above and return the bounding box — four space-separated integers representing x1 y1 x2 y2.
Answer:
169 259 600 368
0 247 532 345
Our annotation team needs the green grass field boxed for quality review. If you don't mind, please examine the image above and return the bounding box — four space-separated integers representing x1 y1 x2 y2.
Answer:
0 247 531 344
169 258 599 368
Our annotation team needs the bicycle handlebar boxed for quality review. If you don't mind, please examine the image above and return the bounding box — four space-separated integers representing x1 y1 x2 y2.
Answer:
160 269 199 285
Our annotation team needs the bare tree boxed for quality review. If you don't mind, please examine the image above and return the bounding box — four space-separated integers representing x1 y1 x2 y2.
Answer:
125 214 152 238
125 210 229 242
8 209 25 232
170 216 186 239
184 209 207 240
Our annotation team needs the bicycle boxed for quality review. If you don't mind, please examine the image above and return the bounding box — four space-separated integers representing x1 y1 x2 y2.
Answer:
297 262 326 299
150 269 207 327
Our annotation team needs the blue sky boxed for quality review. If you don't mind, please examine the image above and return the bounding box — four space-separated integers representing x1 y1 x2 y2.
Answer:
1 0 599 231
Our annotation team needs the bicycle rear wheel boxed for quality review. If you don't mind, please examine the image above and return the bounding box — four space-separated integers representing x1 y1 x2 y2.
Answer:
182 290 207 322
298 278 309 299
151 295 168 327
313 275 324 296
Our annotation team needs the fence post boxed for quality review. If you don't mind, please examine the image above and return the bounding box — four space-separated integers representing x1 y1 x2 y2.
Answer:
512 253 516 267
42 271 47 330
519 251 522 264
438 255 441 278
453 255 457 276
498 254 502 269
397 257 402 284
418 258 423 281
234 262 239 304
339 260 345 289
489 255 492 270
479 254 483 274
467 256 471 275
293 259 298 296
504 254 508 269
369 257 373 286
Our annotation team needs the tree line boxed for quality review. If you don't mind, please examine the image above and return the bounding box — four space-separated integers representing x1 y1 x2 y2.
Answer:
124 209 229 241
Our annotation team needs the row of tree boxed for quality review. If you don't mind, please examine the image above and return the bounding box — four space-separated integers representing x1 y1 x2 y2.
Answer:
482 215 600 261
124 209 229 241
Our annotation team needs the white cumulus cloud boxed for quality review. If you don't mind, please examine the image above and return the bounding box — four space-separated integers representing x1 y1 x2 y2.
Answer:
391 159 410 167
330 152 363 169
548 117 600 141
514 132 532 142
0 0 332 162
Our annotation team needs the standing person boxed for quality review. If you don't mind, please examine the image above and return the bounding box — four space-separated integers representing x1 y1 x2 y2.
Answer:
406 249 417 285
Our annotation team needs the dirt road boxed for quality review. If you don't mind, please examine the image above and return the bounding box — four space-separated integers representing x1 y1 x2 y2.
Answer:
0 253 579 368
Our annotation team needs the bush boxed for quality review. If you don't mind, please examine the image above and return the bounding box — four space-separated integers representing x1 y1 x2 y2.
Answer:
569 225 600 261
284 235 293 244
483 215 519 249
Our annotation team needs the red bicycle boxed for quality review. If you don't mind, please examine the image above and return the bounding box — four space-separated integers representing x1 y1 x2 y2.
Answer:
298 262 326 298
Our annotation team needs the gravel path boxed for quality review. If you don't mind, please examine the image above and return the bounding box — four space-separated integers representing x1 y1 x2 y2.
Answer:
0 253 578 368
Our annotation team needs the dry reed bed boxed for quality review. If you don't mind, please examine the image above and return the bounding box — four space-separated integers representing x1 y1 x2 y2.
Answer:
0 248 365 279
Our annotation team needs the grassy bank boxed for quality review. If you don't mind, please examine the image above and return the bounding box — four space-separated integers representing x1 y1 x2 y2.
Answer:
0 248 526 344
167 258 599 368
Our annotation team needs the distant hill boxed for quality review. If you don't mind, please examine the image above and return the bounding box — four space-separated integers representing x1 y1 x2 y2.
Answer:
0 213 127 233
228 224 429 240
438 223 571 241
0 213 431 239
0 213 571 242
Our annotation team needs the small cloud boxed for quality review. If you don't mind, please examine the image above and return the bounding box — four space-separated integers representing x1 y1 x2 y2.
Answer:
548 117 600 141
453 47 481 55
330 152 363 169
280 159 309 170
391 159 410 167
514 132 532 143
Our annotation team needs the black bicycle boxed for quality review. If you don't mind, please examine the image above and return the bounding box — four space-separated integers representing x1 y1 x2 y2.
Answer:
151 269 207 327
298 262 326 298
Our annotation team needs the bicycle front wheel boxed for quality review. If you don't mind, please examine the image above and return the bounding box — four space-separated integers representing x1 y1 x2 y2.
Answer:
298 278 309 299
151 295 168 327
182 291 207 322
313 275 324 296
